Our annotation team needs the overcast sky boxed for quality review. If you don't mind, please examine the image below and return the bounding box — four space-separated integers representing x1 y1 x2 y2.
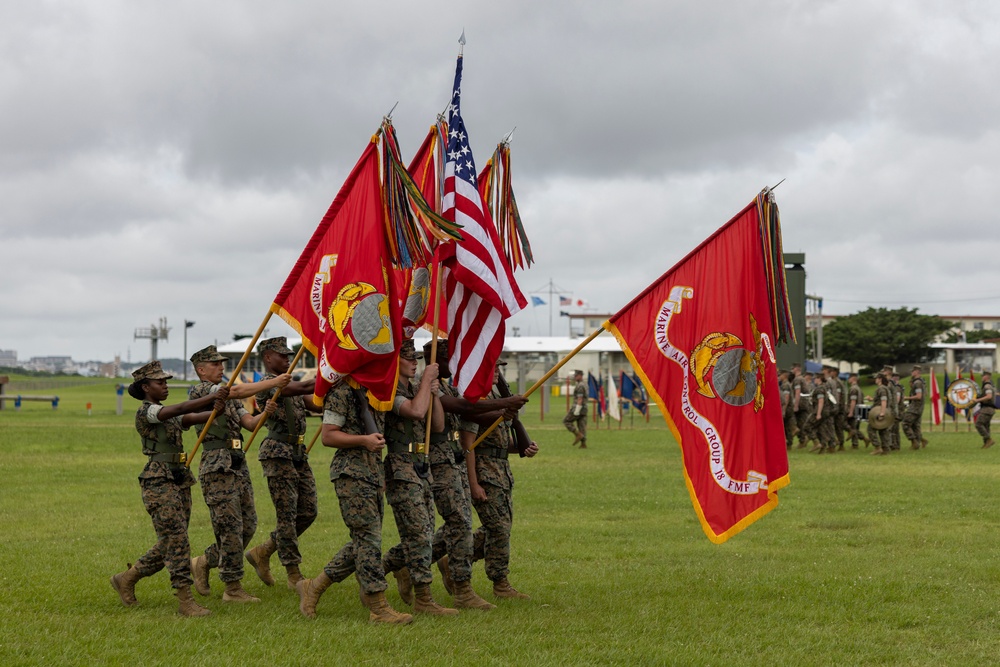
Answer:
3 1 1000 362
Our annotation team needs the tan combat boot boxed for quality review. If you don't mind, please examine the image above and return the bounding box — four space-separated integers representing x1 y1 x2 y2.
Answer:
493 578 530 600
921 437 928 448
985 438 995 449
245 538 276 586
296 572 333 618
452 580 495 610
911 440 921 450
176 585 211 617
190 555 211 596
870 447 883 456
110 564 142 607
436 556 456 595
391 566 414 605
222 580 260 603
366 591 414 624
286 564 303 590
413 583 459 616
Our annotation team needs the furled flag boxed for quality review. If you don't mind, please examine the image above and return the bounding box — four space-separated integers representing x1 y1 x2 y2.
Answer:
607 368 622 421
604 189 794 544
587 372 605 419
271 120 455 409
479 140 533 271
620 372 648 415
944 371 955 419
929 371 942 426
531 296 545 307
559 296 572 306
437 53 527 399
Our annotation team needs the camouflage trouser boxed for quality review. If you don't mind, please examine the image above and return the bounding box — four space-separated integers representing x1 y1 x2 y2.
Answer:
868 422 888 450
134 477 193 589
430 460 474 584
563 409 587 441
384 474 435 586
472 482 513 583
847 416 864 447
200 469 257 583
815 414 837 449
783 411 796 448
261 458 318 567
901 411 923 445
975 408 995 443
833 412 847 446
794 409 812 445
890 420 901 450
324 476 387 595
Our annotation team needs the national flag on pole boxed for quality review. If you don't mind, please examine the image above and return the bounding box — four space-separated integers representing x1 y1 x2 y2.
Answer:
438 53 527 399
531 296 545 307
588 372 604 418
944 371 955 419
608 370 621 421
604 189 794 543
970 368 977 383
559 296 571 306
929 371 942 425
620 372 649 415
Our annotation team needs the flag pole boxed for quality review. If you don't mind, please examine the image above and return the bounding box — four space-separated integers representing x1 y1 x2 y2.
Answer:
471 326 605 448
305 424 322 455
422 259 445 453
187 312 272 467
241 345 307 454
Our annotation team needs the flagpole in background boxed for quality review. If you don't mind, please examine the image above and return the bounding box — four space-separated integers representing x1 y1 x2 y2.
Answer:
187 312 272 466
241 345 307 454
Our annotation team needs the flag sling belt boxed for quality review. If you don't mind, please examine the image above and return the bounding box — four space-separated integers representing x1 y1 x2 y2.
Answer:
200 415 243 451
430 431 465 465
475 444 508 460
385 419 430 472
267 398 306 460
143 423 187 466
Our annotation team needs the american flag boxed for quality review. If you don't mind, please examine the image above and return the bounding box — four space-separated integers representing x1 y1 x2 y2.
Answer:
439 55 526 400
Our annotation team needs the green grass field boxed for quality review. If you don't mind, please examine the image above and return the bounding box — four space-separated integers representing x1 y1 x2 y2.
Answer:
2 376 1000 666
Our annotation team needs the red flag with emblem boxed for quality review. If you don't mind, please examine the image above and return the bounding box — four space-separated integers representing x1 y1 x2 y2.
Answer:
604 190 794 543
930 371 942 425
270 135 401 410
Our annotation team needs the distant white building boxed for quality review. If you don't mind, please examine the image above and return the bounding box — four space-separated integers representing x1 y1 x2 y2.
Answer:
0 349 17 367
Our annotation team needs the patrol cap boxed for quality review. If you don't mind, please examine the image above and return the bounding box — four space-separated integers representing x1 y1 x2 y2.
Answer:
259 336 293 356
496 358 508 366
911 364 923 372
399 339 423 361
190 345 227 365
132 360 172 381
881 365 894 373
423 338 448 357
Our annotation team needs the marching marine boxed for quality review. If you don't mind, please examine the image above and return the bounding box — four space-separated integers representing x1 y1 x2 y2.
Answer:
868 373 892 455
111 361 228 617
901 365 928 450
973 371 996 449
563 370 588 448
846 373 870 448
187 344 290 603
246 337 322 591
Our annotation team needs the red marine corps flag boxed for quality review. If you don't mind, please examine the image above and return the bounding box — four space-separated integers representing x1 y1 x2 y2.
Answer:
271 120 458 410
604 189 794 543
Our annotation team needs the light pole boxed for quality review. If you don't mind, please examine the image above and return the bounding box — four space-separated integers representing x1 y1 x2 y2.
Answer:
183 320 195 380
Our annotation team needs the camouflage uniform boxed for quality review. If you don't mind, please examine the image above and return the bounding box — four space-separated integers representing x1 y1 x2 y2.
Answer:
832 376 848 448
887 378 902 451
320 383 389 594
847 383 865 448
815 379 837 451
868 384 891 451
563 378 588 441
975 379 995 446
901 375 925 446
256 374 318 569
382 377 436 587
191 380 256 583
471 388 516 583
780 377 795 449
792 375 812 446
132 400 196 588
429 380 477 584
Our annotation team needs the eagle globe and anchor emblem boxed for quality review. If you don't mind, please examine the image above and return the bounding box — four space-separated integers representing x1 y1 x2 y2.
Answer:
654 285 775 496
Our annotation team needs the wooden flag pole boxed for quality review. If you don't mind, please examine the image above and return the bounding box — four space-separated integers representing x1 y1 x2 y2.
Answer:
470 326 605 449
305 425 322 455
186 312 272 467
422 261 445 454
242 345 307 454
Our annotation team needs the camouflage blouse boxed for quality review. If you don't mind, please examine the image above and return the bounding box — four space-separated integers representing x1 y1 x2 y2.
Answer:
134 401 195 486
322 382 385 487
256 372 309 461
472 388 514 491
190 382 249 476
